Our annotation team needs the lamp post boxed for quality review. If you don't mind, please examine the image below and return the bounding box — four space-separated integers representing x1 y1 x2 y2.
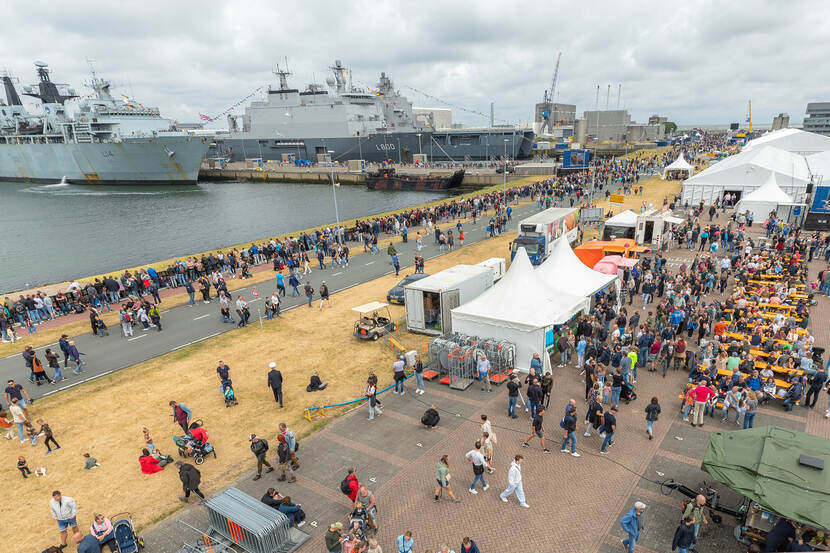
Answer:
357 134 363 169
503 138 509 205
397 137 402 164
328 150 340 226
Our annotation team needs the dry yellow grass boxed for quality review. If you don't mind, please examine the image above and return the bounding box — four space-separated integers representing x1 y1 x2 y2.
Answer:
4 226 519 552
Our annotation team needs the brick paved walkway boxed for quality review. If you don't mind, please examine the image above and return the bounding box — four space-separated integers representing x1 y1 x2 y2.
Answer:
142 209 830 553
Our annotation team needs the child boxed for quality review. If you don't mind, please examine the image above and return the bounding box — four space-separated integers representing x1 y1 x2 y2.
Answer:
143 427 155 454
17 456 31 478
24 421 41 445
601 380 611 404
366 539 383 553
83 453 100 470
37 419 60 453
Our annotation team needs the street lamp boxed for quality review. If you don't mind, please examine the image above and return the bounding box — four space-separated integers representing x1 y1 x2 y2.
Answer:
328 150 340 226
397 137 402 164
357 134 363 169
417 133 422 166
503 138 510 205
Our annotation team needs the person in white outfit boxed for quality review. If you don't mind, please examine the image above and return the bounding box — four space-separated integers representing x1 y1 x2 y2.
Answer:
499 455 529 508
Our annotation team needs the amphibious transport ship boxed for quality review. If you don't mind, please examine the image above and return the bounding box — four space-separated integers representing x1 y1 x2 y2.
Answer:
0 62 209 184
211 60 534 164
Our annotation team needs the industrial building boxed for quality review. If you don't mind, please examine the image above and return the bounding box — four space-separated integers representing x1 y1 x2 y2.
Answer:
804 103 830 135
772 113 790 131
581 109 665 142
534 102 576 135
413 107 452 130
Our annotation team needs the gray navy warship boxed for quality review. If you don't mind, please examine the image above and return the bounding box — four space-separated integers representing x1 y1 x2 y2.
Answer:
212 60 534 164
0 62 209 184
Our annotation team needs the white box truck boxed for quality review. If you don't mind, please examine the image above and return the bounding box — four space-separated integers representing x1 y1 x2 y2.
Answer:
405 265 494 336
510 207 579 265
476 257 506 282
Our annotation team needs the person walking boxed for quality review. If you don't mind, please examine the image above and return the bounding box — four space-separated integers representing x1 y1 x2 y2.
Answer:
506 373 521 419
465 441 488 494
392 355 406 395
620 501 646 553
319 281 331 310
499 454 529 508
304 281 314 308
599 405 617 454
644 397 661 440
559 405 579 457
175 461 205 502
672 516 696 553
68 341 84 375
59 334 71 368
396 531 414 553
119 307 134 337
682 494 708 542
434 455 460 503
45 348 64 383
38 419 60 453
267 362 283 408
522 407 550 453
805 368 827 408
743 391 758 429
249 434 273 480
169 401 192 434
366 376 381 420
50 490 81 549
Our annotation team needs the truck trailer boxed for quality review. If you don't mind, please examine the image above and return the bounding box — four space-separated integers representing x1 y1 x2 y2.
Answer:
510 207 579 265
404 264 494 336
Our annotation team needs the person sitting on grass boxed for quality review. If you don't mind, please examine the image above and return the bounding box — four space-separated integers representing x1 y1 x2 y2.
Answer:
83 453 100 470
306 371 328 392
139 448 166 474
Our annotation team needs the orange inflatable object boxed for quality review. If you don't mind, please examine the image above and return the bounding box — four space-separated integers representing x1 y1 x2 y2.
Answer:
573 239 648 268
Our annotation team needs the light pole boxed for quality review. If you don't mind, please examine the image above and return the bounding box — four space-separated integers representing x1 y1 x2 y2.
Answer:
417 132 422 159
397 137 402 164
328 150 340 226
503 138 509 204
357 135 363 169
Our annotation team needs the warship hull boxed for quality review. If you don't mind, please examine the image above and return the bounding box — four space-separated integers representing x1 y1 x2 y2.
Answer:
0 135 210 184
212 129 534 164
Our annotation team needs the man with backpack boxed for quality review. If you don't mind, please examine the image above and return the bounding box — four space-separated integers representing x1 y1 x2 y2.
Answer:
279 423 300 469
250 434 273 480
341 467 359 501
119 307 133 337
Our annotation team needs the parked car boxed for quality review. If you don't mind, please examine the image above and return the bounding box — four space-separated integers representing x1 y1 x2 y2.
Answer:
387 273 430 304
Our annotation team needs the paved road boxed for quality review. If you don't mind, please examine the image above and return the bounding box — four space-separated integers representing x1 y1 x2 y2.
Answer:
1 199 549 403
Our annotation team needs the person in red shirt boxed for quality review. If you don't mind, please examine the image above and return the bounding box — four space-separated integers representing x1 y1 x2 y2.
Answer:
713 320 727 339
139 448 165 474
344 467 359 501
691 383 715 427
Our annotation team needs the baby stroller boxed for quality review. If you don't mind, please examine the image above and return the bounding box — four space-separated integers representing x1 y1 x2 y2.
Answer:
221 379 238 407
620 381 637 404
174 420 216 465
111 512 144 552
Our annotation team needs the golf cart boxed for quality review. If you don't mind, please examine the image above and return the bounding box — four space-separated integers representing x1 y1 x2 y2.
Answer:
352 302 397 341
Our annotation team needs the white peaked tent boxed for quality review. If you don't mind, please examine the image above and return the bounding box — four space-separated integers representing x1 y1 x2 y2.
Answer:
662 154 695 179
681 145 810 205
743 128 830 156
735 174 794 221
537 237 618 299
806 150 830 182
451 248 589 373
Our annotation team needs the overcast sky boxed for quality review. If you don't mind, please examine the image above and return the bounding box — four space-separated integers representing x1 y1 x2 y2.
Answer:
2 0 828 128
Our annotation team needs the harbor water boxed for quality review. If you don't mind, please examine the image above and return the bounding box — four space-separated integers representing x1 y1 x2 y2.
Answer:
0 181 448 293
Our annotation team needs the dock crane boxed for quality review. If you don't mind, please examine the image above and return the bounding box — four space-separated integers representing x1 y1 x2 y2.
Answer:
539 52 562 135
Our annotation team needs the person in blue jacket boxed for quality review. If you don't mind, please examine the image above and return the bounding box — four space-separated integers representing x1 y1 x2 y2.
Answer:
620 501 646 553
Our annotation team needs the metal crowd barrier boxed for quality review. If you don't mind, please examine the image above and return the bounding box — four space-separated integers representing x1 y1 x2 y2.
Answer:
204 487 308 553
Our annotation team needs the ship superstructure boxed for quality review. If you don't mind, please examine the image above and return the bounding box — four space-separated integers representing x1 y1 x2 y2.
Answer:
0 62 209 184
213 60 534 163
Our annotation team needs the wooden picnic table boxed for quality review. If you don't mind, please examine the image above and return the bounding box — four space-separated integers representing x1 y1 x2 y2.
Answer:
716 368 792 389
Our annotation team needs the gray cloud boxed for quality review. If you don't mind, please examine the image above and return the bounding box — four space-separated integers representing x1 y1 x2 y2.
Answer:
1 0 827 127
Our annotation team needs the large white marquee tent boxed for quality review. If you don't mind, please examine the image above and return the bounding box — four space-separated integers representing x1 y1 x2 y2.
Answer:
537 237 619 299
743 128 830 156
680 145 811 205
451 248 588 373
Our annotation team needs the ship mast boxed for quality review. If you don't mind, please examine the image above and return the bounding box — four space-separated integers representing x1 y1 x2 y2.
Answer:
273 58 292 91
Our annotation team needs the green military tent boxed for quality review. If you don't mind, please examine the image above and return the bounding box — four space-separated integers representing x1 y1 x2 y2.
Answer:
702 426 830 530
